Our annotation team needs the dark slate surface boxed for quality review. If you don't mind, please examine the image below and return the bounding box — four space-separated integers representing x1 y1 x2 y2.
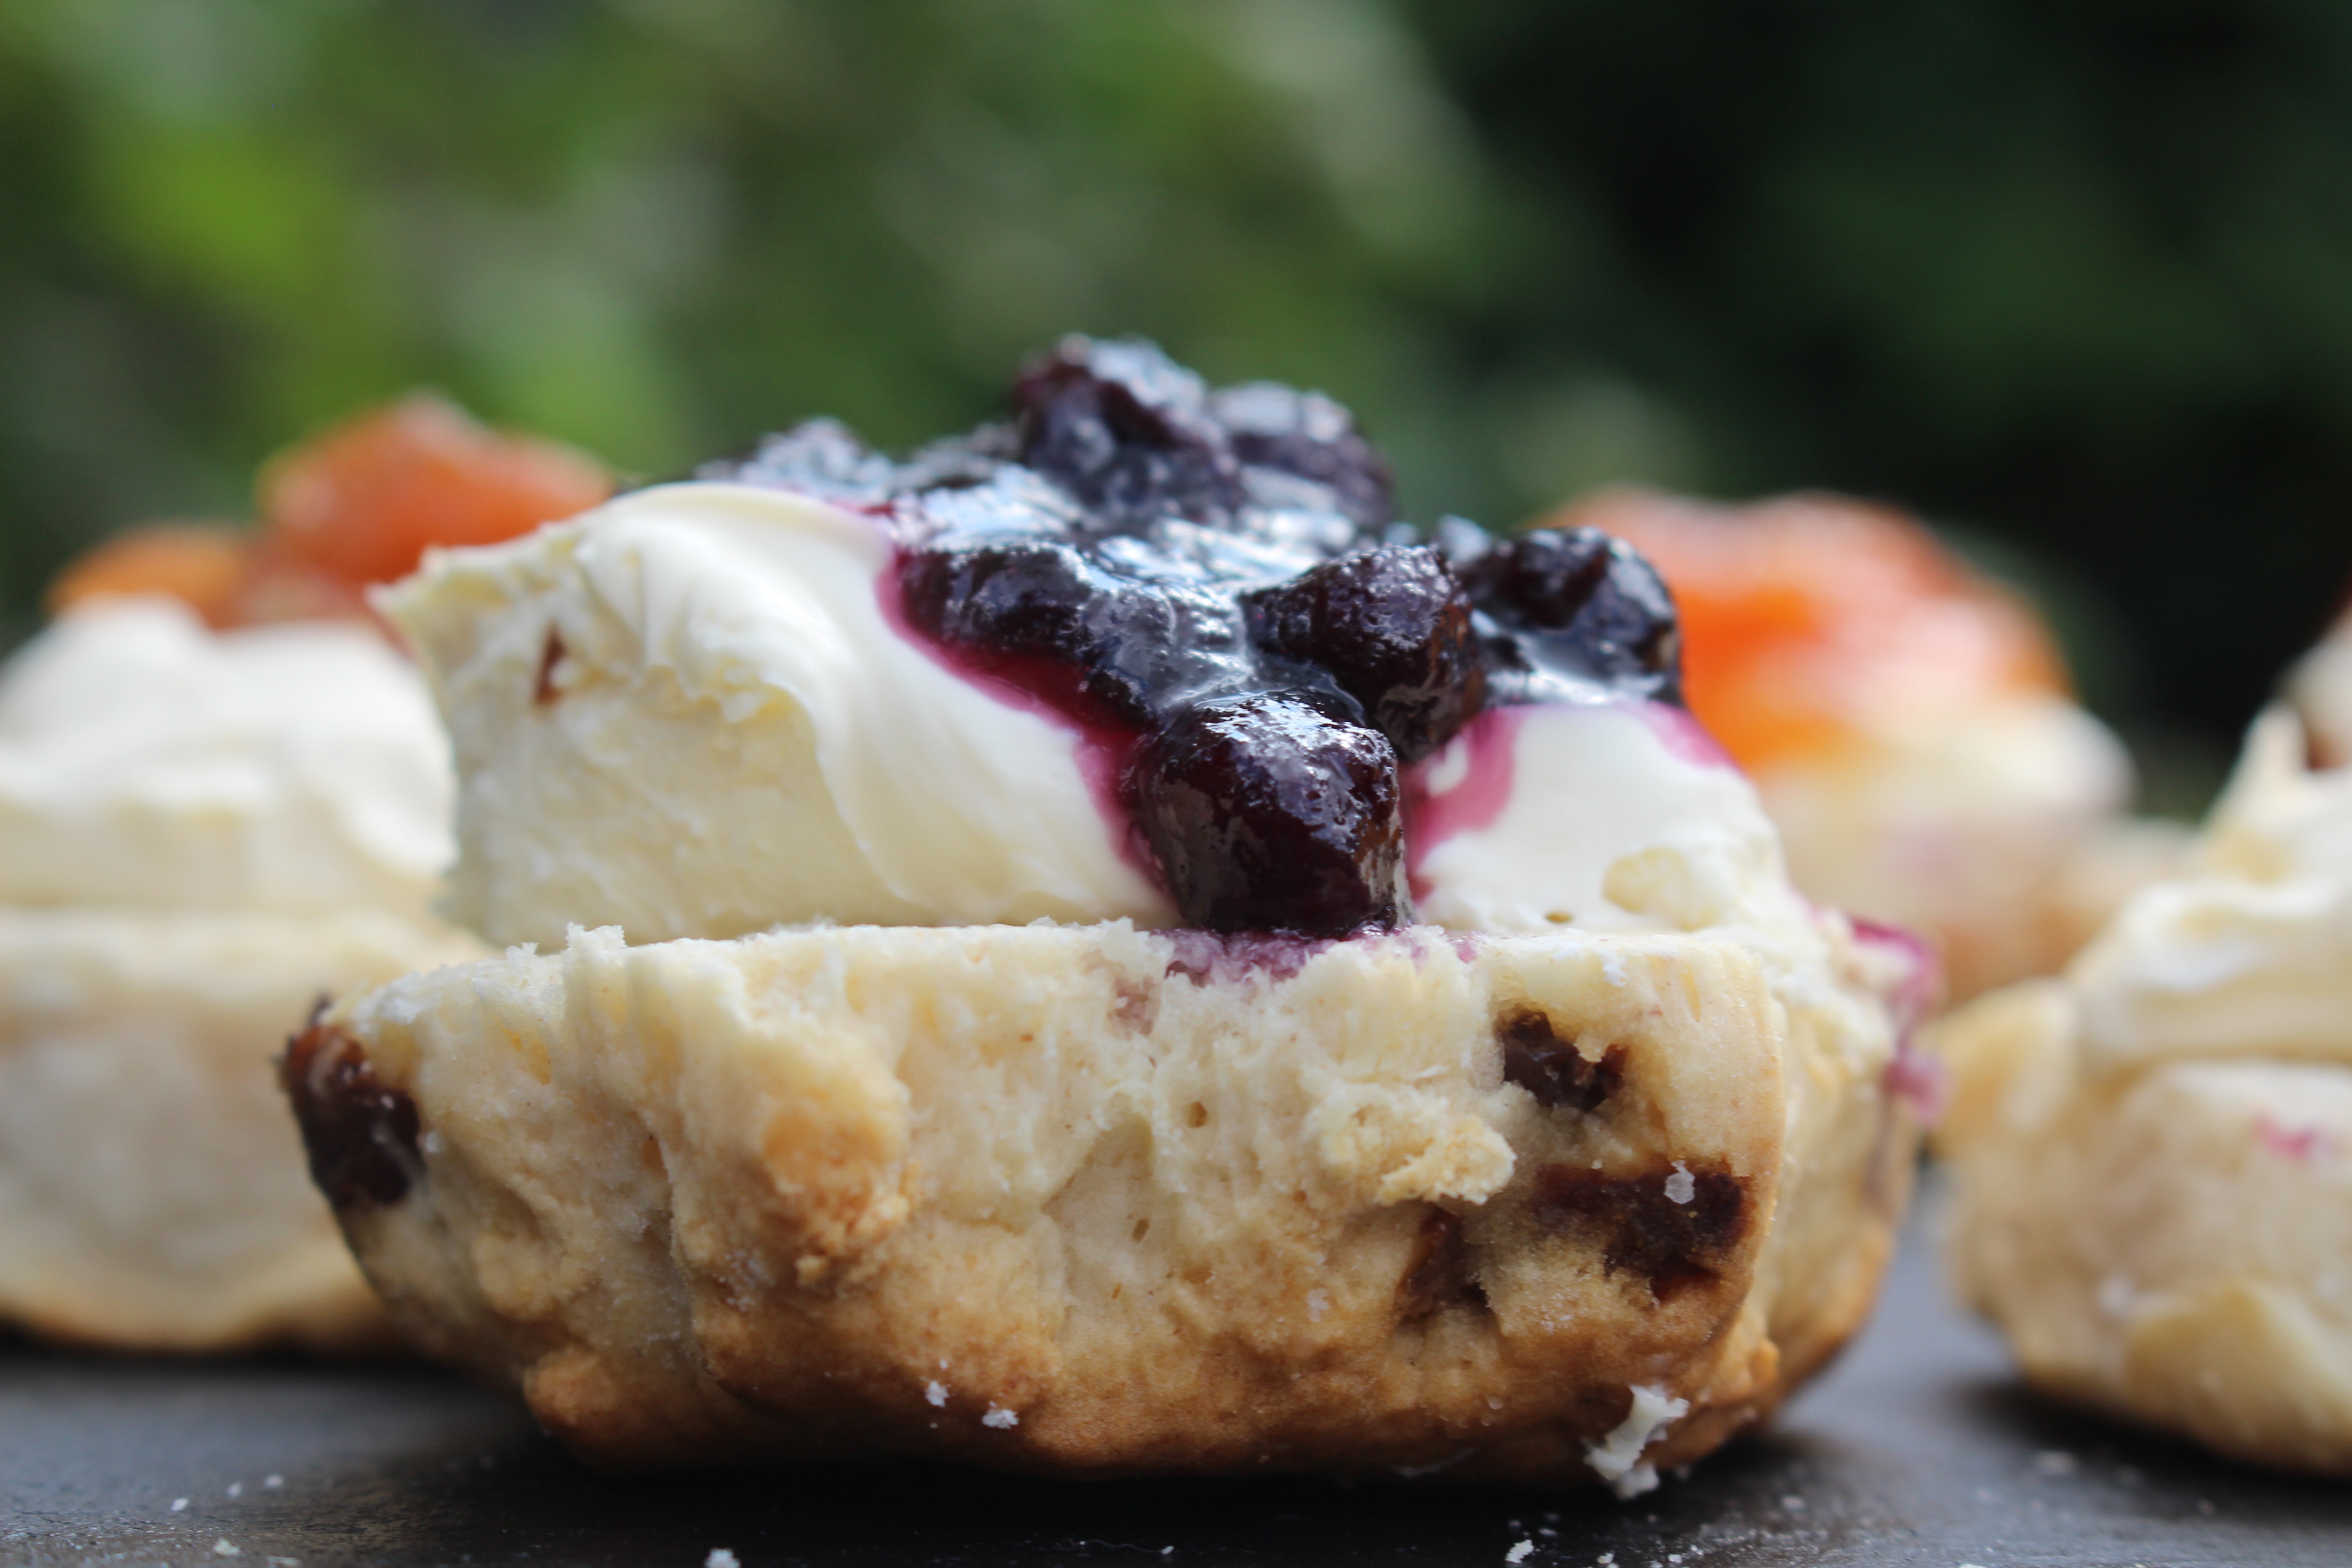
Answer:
5 1196 2349 1568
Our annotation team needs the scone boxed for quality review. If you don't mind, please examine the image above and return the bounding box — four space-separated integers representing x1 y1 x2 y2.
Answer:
0 603 486 1350
1555 488 2166 1001
0 399 599 1352
297 338 1928 1486
1939 644 2352 1474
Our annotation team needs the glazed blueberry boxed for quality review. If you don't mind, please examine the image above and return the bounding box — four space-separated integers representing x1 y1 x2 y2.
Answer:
716 339 1688 935
1248 544 1484 764
1210 382 1393 529
1135 694 1405 936
1461 527 1683 705
900 541 1247 727
1013 338 1243 529
703 418 897 504
900 539 1128 724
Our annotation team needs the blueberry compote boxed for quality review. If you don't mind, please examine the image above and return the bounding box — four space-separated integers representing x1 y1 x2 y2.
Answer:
708 336 1686 936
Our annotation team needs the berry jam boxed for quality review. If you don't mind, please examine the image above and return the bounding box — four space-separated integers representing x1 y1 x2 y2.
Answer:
709 336 1687 936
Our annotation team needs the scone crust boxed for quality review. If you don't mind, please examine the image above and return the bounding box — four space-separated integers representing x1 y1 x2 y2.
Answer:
1939 986 2352 1475
300 921 1912 1484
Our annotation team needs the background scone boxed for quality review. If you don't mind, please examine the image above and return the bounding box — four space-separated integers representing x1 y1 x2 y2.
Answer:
1561 489 2166 1001
311 340 1926 1483
1940 650 2352 1474
0 400 595 1352
0 601 485 1350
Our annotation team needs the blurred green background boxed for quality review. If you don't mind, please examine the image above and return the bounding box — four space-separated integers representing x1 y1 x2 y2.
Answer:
5 0 2352 802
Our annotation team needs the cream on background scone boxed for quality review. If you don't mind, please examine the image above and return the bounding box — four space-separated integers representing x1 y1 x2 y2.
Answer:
1558 489 2163 1001
296 339 1927 1486
0 599 486 1351
1940 634 2352 1474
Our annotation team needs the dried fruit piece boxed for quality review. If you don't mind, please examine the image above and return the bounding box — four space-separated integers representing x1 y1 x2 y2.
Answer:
280 1013 424 1210
44 524 256 627
1396 1206 1486 1320
1529 1161 1749 1302
1497 1007 1626 1113
47 395 613 637
261 393 611 587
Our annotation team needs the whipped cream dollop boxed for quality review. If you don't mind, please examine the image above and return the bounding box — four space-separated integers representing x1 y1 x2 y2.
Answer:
0 598 456 920
390 484 1173 944
1409 701 1794 939
2072 701 2352 1071
389 482 1824 951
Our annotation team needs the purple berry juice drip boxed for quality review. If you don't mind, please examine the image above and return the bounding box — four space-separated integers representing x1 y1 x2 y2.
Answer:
1851 915 1949 1125
1401 706 1524 903
1162 928 1336 987
706 336 1689 936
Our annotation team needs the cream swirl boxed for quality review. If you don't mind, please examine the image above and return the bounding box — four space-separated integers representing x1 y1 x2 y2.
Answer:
2073 703 2352 1071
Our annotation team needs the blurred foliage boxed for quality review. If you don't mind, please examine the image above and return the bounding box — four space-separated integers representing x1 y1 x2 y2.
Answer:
5 0 2352 756
0 0 1510 630
1412 0 2352 743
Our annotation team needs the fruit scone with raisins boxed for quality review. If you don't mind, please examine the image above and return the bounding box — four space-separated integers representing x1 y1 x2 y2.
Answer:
1938 613 2352 1475
286 339 1931 1488
1557 489 2175 1002
0 397 604 1351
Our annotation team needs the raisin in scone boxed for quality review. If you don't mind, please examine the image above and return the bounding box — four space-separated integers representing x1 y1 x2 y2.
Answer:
1940 679 2352 1474
299 338 1927 1486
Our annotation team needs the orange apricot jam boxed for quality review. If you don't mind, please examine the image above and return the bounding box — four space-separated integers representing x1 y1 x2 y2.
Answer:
1552 489 2067 769
46 523 255 627
260 394 610 588
47 395 610 631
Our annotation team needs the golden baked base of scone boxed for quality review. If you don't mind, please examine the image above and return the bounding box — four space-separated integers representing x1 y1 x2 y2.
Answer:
0 906 485 1352
1939 983 2352 1475
294 921 1915 1487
